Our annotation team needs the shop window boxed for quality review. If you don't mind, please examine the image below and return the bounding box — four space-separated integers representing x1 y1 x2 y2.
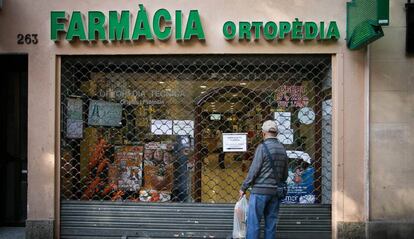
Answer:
60 55 332 204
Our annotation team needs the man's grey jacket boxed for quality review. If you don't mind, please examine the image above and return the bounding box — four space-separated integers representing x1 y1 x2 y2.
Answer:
241 137 289 195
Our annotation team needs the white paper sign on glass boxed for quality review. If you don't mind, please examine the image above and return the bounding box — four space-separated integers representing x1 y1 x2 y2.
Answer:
223 133 247 152
151 120 173 135
173 120 194 137
274 112 291 131
298 107 315 125
277 129 294 145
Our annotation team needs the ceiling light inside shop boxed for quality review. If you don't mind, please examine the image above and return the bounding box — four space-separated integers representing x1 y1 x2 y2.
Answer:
201 91 205 94
159 81 165 84
200 85 207 89
232 94 238 97
240 82 247 86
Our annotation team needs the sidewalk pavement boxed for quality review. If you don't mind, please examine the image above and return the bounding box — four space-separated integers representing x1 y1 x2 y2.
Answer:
0 227 25 239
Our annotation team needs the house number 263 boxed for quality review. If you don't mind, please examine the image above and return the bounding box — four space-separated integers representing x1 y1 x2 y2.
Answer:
17 34 38 45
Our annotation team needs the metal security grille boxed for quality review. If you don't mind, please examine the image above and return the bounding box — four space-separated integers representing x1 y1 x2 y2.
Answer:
60 55 332 205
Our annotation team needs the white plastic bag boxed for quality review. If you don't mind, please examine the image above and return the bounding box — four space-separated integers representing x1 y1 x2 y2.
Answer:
232 195 248 238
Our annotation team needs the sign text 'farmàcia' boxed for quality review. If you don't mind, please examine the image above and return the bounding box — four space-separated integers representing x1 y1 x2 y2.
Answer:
51 5 340 42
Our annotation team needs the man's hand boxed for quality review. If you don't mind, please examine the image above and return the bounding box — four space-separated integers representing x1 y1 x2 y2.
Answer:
239 190 245 199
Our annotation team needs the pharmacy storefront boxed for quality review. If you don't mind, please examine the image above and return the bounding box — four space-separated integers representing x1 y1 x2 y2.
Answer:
0 1 371 238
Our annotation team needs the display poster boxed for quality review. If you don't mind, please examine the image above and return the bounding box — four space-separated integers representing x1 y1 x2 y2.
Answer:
66 98 83 139
88 100 122 127
282 150 315 204
275 85 309 108
151 120 173 135
114 146 144 192
141 142 174 202
277 129 294 145
286 150 311 164
67 119 83 139
274 112 293 145
173 120 194 137
67 98 83 138
68 98 83 119
274 112 291 131
222 133 247 152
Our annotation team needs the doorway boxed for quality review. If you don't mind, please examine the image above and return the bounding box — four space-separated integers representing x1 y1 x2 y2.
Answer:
0 55 28 227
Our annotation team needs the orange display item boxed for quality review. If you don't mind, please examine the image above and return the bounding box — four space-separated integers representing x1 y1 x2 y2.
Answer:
88 139 108 171
82 177 101 200
97 158 109 174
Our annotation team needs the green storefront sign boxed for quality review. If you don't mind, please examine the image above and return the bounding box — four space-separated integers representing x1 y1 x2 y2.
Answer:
51 5 340 42
51 5 205 41
222 20 340 41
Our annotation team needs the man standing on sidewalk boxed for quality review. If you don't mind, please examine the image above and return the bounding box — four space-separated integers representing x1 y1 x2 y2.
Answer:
240 120 289 239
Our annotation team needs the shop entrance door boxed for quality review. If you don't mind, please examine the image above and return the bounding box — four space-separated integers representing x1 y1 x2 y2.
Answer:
0 55 28 227
59 55 332 238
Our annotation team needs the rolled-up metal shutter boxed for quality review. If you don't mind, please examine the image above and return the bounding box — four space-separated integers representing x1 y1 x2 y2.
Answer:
61 201 330 239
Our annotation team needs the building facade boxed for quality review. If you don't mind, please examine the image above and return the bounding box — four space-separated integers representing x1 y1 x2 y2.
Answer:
0 0 412 238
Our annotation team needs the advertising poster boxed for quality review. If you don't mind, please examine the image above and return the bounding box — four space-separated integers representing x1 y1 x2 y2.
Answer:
274 112 291 131
67 98 83 138
276 129 294 145
141 142 174 202
274 112 293 145
282 165 315 204
114 146 144 192
275 85 309 108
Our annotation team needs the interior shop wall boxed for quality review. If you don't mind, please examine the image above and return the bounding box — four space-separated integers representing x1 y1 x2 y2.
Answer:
369 0 414 222
0 0 366 226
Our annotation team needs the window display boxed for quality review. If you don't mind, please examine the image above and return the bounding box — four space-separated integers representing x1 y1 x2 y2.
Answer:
60 55 332 204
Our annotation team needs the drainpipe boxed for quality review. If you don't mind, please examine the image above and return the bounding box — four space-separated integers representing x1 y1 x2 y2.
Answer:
364 46 371 238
